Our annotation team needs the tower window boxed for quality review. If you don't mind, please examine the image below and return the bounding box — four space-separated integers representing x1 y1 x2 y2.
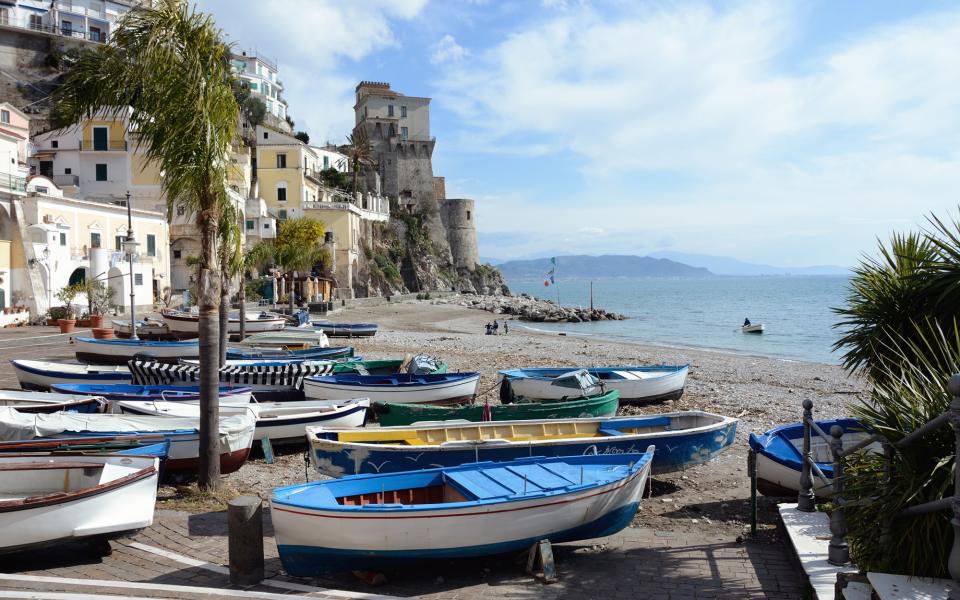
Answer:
467 211 471 221
388 105 394 117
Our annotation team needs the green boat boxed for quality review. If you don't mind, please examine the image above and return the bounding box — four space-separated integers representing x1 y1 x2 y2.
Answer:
333 358 449 376
372 390 620 427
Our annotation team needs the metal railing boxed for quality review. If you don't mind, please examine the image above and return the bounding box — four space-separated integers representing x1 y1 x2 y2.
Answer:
79 139 127 151
0 172 26 192
3 18 107 43
795 376 960 581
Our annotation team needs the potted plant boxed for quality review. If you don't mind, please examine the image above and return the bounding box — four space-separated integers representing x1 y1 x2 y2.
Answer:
47 305 69 326
54 284 81 333
86 280 114 329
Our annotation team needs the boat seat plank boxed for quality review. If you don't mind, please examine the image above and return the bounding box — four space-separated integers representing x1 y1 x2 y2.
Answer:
445 470 514 499
504 465 575 490
598 416 672 436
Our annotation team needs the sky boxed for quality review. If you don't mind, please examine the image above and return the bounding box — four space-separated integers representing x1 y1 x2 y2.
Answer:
196 0 960 268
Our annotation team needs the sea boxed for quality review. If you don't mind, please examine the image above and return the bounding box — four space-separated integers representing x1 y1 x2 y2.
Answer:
506 276 851 365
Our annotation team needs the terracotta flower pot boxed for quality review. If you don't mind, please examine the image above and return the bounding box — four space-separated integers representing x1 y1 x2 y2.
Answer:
91 327 114 340
58 319 76 334
89 314 105 329
77 318 91 327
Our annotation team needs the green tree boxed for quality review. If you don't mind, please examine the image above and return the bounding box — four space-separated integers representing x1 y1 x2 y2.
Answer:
319 167 350 190
242 96 266 128
345 127 375 193
294 131 310 144
52 0 238 489
274 217 329 311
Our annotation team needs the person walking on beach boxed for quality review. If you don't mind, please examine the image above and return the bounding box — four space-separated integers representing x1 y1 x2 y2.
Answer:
493 321 499 335
485 322 492 335
503 321 509 335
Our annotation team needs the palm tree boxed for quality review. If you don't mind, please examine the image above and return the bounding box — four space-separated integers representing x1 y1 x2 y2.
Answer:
273 217 328 312
235 240 275 341
52 0 238 489
217 200 242 366
345 127 375 194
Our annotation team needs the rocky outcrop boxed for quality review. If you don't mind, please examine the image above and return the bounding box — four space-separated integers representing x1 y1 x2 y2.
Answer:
436 293 626 323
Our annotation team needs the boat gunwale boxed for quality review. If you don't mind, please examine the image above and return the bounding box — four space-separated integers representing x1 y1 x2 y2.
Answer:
498 365 690 382
304 373 480 389
11 360 130 377
74 337 200 348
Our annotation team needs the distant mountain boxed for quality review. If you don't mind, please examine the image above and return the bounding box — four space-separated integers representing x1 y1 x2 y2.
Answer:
648 251 849 276
497 255 713 280
479 256 505 265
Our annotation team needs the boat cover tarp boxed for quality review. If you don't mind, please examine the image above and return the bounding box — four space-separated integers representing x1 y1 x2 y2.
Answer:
407 354 441 375
129 359 336 388
0 406 255 441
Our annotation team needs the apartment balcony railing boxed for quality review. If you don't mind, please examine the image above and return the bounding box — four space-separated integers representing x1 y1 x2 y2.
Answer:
0 172 26 193
3 18 108 43
56 1 108 19
79 139 127 151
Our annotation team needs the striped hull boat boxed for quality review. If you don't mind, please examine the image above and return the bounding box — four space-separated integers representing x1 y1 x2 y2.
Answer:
11 360 132 391
128 359 337 392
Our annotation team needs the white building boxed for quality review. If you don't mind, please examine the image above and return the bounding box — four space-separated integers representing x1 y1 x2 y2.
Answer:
230 50 288 124
0 0 143 44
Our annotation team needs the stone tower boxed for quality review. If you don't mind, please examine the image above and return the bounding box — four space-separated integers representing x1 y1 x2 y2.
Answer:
441 199 480 271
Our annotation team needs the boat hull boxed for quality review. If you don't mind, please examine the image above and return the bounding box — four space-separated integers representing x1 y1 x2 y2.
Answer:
501 366 688 404
310 322 377 338
374 391 619 427
11 360 131 391
0 391 103 414
163 311 286 339
75 337 200 365
303 374 480 405
741 324 765 334
52 383 253 407
309 412 737 477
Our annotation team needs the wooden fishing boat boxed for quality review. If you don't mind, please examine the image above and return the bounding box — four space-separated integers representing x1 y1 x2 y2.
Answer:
114 398 369 443
0 390 105 414
748 419 874 497
225 345 354 361
373 390 620 427
112 318 174 340
130 359 337 393
51 383 254 406
11 360 131 391
308 411 737 478
334 356 448 376
496 369 602 401
0 454 159 553
500 365 689 404
74 336 200 365
163 309 286 339
239 330 330 348
311 322 378 338
0 408 256 477
272 451 654 574
741 324 765 334
0 436 171 460
303 372 480 406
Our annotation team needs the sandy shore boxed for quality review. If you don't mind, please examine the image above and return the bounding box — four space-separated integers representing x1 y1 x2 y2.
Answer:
225 298 865 542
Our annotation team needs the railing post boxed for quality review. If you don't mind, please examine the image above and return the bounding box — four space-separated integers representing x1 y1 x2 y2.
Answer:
947 374 960 582
798 399 816 512
828 425 850 565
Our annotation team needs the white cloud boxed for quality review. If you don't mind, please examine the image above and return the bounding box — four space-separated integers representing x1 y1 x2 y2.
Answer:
437 1 960 265
197 0 427 142
430 34 468 65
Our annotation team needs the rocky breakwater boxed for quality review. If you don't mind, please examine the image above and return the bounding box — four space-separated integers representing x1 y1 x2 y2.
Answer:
438 293 626 323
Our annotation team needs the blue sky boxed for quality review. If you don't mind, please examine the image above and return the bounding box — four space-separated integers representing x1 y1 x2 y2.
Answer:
197 0 960 268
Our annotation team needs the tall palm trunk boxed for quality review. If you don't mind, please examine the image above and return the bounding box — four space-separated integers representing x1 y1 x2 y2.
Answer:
198 207 221 489
238 278 246 341
218 284 229 367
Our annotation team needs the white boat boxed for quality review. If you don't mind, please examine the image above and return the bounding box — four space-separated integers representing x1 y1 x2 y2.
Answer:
0 390 105 414
74 337 200 365
11 360 132 391
112 318 173 339
499 365 689 404
0 454 159 553
238 330 330 348
113 398 370 443
741 324 765 334
0 408 256 476
303 372 481 405
162 309 286 338
497 369 602 401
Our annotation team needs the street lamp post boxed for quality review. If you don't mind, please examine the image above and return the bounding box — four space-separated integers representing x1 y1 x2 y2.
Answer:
123 191 139 340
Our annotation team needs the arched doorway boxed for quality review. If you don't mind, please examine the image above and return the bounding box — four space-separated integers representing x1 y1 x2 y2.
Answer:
68 267 86 286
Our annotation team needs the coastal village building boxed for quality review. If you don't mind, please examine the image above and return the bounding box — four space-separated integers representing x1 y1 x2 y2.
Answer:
0 0 143 45
231 50 290 132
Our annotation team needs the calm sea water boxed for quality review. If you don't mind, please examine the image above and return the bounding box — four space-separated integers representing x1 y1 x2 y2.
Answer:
506 276 851 364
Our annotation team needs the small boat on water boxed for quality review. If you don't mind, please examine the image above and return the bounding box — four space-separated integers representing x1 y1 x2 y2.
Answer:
741 324 765 334
75 337 200 365
500 365 689 404
50 383 254 406
303 372 480 406
308 411 737 477
748 418 874 497
113 398 369 443
310 322 378 338
0 454 159 554
11 360 131 391
0 390 105 414
112 318 174 340
239 330 330 348
0 408 256 477
163 309 286 339
225 346 354 361
272 451 654 575
373 390 620 427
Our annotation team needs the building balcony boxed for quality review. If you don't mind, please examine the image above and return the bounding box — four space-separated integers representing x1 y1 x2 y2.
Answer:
52 174 80 187
0 17 108 43
55 1 108 19
0 172 26 193
79 139 127 151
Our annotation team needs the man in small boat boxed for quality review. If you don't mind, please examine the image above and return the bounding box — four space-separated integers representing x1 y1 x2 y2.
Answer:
743 318 751 327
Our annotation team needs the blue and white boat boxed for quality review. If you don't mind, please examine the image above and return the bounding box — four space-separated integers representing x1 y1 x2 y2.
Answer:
75 336 200 365
50 383 254 406
11 360 132 391
272 450 654 575
307 411 737 477
499 365 689 404
748 418 875 497
225 346 354 361
303 372 480 405
0 390 105 413
310 322 378 338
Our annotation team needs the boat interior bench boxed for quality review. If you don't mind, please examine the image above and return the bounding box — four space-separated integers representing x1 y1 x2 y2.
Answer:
598 416 672 436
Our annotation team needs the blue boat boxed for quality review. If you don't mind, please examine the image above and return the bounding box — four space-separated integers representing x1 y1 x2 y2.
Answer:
748 418 872 497
272 451 654 574
307 411 738 477
50 383 253 405
303 371 480 405
226 346 355 360
75 336 200 365
310 322 378 337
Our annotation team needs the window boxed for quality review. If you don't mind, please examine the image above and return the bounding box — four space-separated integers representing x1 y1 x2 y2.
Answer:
61 20 72 35
89 26 102 42
146 234 156 257
0 110 8 124
64 167 71 174
401 106 407 118
92 126 108 151
249 82 258 91
95 164 107 181
467 211 471 221
134 273 143 286
173 249 182 260
278 209 287 220
246 220 254 230
401 127 408 141
35 186 48 194
388 105 394 117
91 232 101 248
39 161 53 177
59 232 67 246
51 140 58 148
263 223 270 229
0 8 9 26
323 156 329 169
115 235 125 251
277 185 287 201
263 131 269 140
29 14 42 30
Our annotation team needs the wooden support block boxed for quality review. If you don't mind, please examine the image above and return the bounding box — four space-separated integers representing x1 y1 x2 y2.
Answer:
525 538 558 584
261 437 274 464
228 496 264 586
